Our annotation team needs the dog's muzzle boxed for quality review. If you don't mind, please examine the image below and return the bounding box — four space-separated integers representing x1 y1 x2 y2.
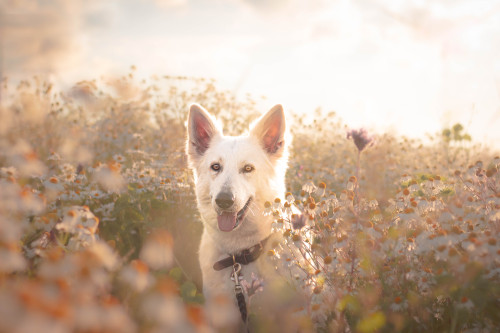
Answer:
216 196 252 232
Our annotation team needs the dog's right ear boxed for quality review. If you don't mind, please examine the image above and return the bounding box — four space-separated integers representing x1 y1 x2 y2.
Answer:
186 104 220 163
250 104 287 159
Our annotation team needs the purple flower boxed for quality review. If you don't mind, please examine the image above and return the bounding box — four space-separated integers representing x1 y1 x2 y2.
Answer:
241 273 264 298
291 213 307 230
347 128 373 152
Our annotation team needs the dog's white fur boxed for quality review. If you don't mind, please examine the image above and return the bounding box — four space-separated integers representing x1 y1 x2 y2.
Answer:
186 103 289 328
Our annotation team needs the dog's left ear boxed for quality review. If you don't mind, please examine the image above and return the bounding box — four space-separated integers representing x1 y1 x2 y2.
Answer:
250 104 286 158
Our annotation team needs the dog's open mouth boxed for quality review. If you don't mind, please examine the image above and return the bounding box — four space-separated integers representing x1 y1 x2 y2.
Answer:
217 197 252 232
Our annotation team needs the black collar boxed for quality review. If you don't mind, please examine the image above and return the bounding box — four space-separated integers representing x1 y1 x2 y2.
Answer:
213 236 270 271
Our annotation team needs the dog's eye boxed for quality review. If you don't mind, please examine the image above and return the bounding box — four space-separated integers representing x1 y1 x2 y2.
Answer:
243 164 254 173
210 163 221 172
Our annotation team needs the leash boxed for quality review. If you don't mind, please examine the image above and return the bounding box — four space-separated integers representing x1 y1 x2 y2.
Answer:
231 262 247 322
212 236 270 323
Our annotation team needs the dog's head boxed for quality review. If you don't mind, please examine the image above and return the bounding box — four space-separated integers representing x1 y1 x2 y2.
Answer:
186 104 288 234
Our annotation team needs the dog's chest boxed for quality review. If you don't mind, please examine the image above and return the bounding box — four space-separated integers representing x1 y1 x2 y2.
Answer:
203 254 263 297
219 261 260 289
199 233 269 299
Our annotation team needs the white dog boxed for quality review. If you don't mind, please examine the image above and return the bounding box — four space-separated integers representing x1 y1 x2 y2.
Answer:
186 103 290 330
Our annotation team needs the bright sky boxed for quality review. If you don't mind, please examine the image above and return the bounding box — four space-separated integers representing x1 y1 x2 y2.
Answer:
2 0 500 149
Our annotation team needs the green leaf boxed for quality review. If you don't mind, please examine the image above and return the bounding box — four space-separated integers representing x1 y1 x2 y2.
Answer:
180 281 197 301
169 267 183 283
356 311 386 333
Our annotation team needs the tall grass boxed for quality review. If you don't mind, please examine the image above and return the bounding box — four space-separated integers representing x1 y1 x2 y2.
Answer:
0 72 498 332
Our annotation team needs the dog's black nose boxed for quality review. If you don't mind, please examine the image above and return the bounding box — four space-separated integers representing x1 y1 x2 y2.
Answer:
215 192 235 209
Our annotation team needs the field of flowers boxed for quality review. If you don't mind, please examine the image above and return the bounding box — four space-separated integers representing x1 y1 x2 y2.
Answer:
0 71 499 332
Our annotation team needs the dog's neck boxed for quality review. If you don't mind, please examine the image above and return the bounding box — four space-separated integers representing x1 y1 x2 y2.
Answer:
212 235 271 271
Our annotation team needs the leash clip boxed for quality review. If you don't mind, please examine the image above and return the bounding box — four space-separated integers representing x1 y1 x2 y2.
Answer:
231 262 242 285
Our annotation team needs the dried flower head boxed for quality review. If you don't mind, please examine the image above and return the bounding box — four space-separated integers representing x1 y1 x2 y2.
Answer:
346 128 373 152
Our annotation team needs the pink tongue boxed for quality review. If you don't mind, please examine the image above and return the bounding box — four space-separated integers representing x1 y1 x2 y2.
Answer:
217 212 237 232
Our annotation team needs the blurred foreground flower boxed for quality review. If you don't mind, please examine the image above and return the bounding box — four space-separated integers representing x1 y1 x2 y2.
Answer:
205 295 240 329
142 293 193 332
140 229 174 270
0 246 26 273
121 259 155 292
92 163 126 193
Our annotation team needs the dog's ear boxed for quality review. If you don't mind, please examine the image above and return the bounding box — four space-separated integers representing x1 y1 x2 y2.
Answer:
250 104 286 157
187 104 220 162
